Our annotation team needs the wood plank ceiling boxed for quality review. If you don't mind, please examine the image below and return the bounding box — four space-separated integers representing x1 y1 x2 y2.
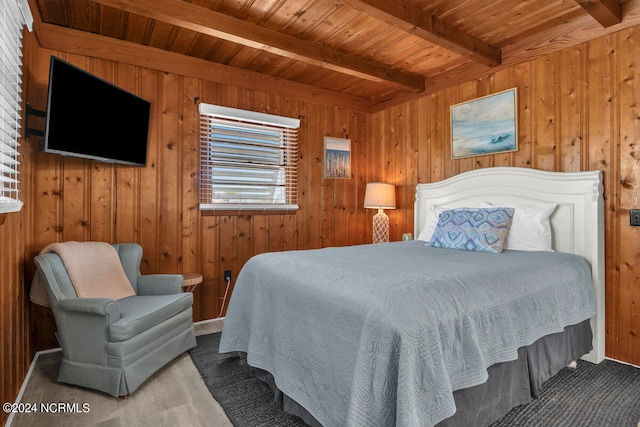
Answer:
29 0 637 112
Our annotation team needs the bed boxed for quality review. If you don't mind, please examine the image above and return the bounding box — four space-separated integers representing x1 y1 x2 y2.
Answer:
219 167 605 427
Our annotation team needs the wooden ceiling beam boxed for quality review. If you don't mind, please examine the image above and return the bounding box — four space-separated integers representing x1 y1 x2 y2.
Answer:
88 0 425 92
574 0 622 27
340 0 501 67
34 22 374 112
372 4 640 112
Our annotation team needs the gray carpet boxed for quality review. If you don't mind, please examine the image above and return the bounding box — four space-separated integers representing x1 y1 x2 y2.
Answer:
189 333 640 426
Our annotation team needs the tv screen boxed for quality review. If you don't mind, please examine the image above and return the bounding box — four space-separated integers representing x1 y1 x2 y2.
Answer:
42 56 150 166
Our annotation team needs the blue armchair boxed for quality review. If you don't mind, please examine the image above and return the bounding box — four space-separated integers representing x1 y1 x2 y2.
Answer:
34 243 197 397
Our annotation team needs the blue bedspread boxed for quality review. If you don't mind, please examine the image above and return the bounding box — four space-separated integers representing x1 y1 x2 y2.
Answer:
219 241 596 426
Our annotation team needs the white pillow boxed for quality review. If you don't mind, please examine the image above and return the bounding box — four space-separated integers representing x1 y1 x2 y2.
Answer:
417 205 446 241
481 202 556 251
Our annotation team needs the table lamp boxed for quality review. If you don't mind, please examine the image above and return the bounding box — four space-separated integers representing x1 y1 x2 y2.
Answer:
364 182 396 243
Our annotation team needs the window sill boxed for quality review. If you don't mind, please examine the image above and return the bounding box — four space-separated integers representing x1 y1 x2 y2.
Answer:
201 209 297 216
200 203 298 216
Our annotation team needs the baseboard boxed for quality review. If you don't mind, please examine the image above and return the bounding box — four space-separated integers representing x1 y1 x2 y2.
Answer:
5 347 62 427
606 356 640 370
193 316 225 326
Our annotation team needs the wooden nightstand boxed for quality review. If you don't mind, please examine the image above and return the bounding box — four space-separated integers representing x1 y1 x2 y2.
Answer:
182 273 203 293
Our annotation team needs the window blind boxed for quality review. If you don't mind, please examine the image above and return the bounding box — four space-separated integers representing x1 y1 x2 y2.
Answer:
0 0 31 214
199 104 300 211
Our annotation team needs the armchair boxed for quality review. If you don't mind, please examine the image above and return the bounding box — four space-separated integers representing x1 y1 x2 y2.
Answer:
33 243 197 397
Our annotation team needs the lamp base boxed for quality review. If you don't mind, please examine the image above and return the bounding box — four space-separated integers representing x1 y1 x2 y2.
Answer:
372 209 389 244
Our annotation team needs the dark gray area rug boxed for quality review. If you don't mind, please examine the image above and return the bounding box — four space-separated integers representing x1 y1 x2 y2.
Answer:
189 333 640 426
189 333 306 426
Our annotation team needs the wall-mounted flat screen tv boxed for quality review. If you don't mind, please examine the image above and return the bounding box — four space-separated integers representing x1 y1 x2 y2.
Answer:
41 56 151 166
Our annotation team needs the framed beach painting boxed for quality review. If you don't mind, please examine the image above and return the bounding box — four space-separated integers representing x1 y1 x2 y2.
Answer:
450 88 518 159
324 137 351 179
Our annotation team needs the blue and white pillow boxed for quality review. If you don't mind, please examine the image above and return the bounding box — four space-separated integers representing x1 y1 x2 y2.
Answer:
428 207 515 253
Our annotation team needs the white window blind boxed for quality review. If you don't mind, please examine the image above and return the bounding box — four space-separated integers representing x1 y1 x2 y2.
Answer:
0 0 31 214
199 104 300 211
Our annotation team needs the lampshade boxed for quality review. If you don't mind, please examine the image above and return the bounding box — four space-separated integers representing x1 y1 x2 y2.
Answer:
363 183 396 210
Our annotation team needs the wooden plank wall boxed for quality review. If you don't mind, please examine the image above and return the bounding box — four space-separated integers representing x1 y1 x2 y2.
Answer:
19 31 373 351
373 25 640 366
0 211 29 426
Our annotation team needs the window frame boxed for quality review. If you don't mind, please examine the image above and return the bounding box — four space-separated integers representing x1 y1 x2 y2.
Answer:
198 103 300 213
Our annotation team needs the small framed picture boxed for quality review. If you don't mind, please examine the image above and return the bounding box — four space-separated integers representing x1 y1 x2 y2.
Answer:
324 137 351 179
450 88 518 159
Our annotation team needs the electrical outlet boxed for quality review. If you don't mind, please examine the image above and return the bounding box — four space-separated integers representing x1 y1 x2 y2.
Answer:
631 209 640 226
224 270 232 282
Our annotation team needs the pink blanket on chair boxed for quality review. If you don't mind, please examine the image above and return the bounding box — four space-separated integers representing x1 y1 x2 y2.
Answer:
40 241 136 300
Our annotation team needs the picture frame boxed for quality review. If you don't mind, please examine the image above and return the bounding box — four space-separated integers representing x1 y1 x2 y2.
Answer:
450 88 518 159
324 137 351 179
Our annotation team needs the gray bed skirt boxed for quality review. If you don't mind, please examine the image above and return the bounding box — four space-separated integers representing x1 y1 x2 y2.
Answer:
251 319 593 427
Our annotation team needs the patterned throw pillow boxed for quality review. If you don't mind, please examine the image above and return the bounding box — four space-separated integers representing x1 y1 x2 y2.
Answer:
429 207 515 253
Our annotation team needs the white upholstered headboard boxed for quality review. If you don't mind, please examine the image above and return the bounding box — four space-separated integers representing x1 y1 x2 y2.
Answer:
414 167 605 364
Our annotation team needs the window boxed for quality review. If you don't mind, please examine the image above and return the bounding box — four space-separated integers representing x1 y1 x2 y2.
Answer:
199 104 300 211
0 0 31 214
